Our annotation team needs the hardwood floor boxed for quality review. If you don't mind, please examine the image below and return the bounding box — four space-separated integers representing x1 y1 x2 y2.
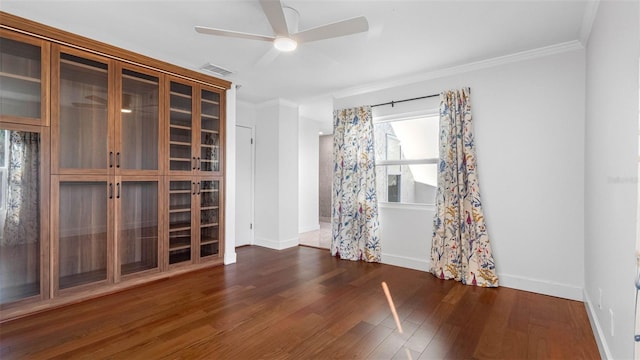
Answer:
0 246 600 359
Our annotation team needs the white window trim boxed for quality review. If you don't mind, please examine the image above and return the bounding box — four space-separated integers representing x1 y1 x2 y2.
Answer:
374 108 439 207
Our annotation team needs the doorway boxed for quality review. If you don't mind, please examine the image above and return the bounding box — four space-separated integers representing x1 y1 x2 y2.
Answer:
235 125 254 247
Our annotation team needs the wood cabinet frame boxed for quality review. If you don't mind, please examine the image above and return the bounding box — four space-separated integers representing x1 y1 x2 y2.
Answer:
0 12 229 322
0 29 50 127
0 122 50 307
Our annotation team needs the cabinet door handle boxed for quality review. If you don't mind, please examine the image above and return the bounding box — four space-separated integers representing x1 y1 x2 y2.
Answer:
109 152 114 168
192 157 197 170
192 182 196 195
109 183 113 199
197 182 201 195
197 157 201 171
116 183 121 199
116 152 121 168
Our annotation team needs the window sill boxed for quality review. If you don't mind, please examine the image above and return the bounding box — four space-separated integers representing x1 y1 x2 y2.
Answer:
378 202 436 211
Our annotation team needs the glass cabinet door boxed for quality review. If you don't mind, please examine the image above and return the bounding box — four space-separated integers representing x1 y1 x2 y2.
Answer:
0 129 41 304
168 179 193 265
57 179 109 290
199 89 221 173
119 68 160 173
199 179 220 258
119 180 158 277
168 82 194 172
0 34 45 123
57 51 110 172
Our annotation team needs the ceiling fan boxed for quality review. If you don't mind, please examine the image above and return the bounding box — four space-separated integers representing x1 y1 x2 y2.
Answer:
195 0 369 52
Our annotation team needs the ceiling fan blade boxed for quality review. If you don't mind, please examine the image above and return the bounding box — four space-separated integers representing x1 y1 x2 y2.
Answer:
293 16 369 43
259 0 289 36
195 26 275 42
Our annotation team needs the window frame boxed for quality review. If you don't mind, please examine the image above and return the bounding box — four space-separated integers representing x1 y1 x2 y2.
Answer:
373 109 440 207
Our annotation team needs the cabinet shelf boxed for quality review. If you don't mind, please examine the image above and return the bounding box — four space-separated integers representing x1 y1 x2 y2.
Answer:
0 71 40 83
60 58 108 73
169 124 192 131
200 205 219 211
169 157 190 162
169 207 191 213
122 73 157 85
170 108 192 115
200 223 219 228
201 114 219 120
200 239 219 246
169 189 192 194
169 140 191 146
170 91 191 99
200 144 219 149
201 129 219 134
169 222 191 232
201 98 219 105
169 243 191 251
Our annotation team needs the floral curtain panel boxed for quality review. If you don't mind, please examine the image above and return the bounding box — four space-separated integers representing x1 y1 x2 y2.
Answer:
332 106 381 262
430 88 498 287
3 131 40 246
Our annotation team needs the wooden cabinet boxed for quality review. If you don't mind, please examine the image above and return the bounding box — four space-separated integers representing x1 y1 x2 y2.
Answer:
0 30 49 126
0 12 229 319
53 176 112 291
198 178 222 259
166 79 224 267
116 178 161 280
167 178 223 266
0 124 50 305
51 46 166 292
52 46 163 176
168 80 223 176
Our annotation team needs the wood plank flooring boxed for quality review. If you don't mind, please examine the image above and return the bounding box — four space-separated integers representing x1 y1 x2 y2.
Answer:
0 246 600 359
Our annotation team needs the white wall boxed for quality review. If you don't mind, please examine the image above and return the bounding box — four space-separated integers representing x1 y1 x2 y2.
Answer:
224 85 237 264
278 103 300 246
298 117 320 233
335 47 586 300
254 99 299 249
584 1 640 359
378 204 434 271
237 100 257 128
254 102 280 244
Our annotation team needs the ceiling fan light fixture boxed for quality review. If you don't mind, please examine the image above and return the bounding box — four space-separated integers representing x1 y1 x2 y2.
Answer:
274 37 297 52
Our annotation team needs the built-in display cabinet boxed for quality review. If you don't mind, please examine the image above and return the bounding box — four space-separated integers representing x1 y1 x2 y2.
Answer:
0 12 229 320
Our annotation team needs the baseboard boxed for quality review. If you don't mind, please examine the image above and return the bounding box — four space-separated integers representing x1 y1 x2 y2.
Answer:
583 290 611 359
299 224 320 233
224 251 237 265
381 253 430 272
497 273 583 301
254 237 299 250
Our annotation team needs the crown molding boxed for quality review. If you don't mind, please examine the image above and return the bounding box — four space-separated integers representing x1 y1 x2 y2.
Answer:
332 40 584 100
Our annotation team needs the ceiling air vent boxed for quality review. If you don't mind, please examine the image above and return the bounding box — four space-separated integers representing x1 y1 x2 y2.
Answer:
200 62 233 77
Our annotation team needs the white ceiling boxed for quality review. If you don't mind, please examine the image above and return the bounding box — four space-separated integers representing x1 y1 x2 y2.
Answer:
2 0 590 109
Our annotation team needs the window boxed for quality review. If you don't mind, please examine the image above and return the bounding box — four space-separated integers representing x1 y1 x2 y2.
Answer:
374 111 439 205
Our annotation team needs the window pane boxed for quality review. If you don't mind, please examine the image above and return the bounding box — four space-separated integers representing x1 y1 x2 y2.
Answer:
374 115 439 161
376 164 438 204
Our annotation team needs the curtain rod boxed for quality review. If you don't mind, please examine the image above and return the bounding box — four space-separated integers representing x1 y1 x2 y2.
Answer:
371 93 439 108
